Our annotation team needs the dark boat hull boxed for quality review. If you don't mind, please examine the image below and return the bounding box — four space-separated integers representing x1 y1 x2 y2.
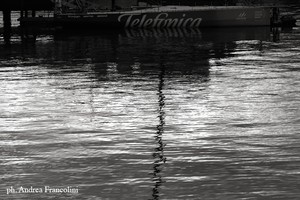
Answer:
21 6 272 28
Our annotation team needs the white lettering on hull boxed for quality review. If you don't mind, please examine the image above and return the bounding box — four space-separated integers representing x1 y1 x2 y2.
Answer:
118 13 202 28
237 12 247 20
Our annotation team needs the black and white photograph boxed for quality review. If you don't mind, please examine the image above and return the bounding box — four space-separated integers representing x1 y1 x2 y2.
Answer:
0 0 299 199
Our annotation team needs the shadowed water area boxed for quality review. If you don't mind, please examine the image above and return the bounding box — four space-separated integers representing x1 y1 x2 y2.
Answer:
0 10 300 200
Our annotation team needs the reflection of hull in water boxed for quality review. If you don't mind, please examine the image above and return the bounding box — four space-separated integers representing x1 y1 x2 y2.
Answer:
1 27 272 74
52 27 270 76
122 27 270 42
21 6 272 28
0 27 273 83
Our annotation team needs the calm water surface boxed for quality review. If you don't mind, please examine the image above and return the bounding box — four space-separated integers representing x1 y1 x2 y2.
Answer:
0 17 300 200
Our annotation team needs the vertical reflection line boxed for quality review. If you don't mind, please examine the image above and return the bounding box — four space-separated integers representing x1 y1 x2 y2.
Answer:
89 82 95 123
151 63 167 200
272 27 280 42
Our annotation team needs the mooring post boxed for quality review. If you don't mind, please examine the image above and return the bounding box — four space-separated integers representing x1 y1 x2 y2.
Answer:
32 10 36 17
3 10 12 45
3 10 12 30
111 0 116 11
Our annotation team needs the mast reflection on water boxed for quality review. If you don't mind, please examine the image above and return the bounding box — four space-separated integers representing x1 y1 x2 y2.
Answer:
152 62 167 199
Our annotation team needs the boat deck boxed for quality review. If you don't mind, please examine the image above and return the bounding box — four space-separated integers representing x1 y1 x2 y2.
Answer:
62 6 272 16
